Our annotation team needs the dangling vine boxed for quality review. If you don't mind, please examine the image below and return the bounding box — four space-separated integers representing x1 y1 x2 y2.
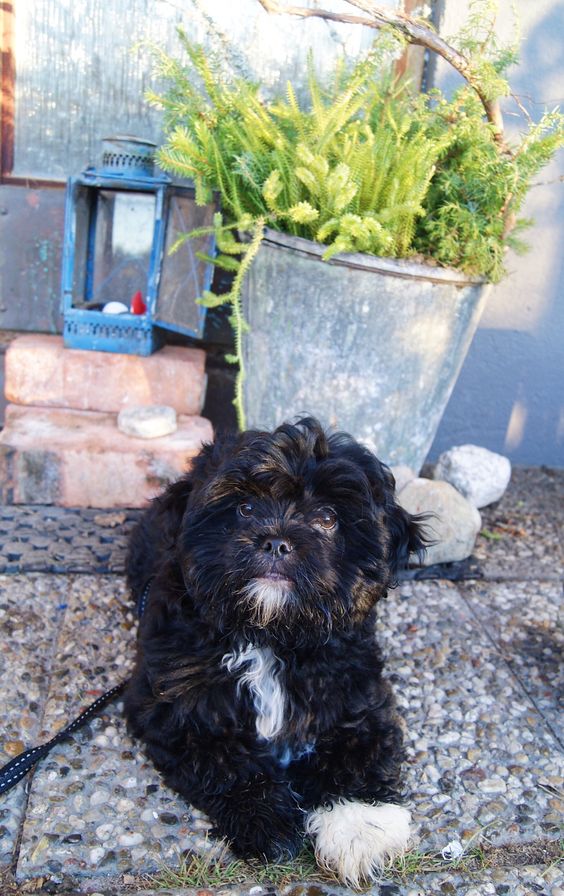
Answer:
181 214 266 431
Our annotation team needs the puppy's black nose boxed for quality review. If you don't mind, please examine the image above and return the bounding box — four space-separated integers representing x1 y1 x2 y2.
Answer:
262 537 293 557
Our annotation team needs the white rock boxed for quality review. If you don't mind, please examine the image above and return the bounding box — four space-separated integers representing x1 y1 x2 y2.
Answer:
479 777 507 793
90 789 110 807
95 823 114 842
118 831 144 847
441 840 464 860
438 731 460 745
390 464 416 495
116 798 135 812
117 405 177 439
398 478 481 566
433 444 511 508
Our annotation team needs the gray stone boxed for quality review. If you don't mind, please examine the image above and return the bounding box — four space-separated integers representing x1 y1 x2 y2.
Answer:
390 464 416 495
433 444 511 508
117 405 177 439
398 477 481 565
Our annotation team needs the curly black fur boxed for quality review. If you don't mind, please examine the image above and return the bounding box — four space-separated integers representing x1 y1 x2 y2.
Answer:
123 418 426 863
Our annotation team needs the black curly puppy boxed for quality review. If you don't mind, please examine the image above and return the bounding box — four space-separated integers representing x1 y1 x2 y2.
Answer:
123 418 425 886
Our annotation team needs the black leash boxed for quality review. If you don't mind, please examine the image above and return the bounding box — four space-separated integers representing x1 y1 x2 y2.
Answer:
0 682 126 795
0 579 152 797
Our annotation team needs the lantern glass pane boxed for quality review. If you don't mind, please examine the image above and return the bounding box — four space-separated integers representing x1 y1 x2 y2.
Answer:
89 190 156 309
71 187 91 305
154 192 215 337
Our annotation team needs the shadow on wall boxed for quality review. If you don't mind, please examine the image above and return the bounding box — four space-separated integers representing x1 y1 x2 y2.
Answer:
429 328 564 466
515 0 564 105
426 0 564 468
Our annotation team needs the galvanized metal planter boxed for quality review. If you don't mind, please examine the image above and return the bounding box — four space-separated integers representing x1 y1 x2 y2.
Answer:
241 228 490 471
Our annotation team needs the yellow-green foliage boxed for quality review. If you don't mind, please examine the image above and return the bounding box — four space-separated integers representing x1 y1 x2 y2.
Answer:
152 36 446 263
152 26 563 281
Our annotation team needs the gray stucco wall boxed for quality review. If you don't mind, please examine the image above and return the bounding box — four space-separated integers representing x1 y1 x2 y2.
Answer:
428 0 564 467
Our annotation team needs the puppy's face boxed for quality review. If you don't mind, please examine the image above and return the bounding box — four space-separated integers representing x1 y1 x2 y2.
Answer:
177 419 423 642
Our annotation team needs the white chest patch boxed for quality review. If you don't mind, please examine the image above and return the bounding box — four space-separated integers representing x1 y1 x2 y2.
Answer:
222 644 286 740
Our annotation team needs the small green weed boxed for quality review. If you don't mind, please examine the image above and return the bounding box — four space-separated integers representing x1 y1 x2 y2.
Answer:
152 842 325 891
152 830 563 891
480 527 503 541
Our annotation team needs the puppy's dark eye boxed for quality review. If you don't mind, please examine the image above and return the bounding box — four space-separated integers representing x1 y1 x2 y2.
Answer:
313 507 337 530
238 502 254 518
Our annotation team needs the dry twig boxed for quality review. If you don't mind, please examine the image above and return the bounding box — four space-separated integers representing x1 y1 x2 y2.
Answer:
256 0 506 143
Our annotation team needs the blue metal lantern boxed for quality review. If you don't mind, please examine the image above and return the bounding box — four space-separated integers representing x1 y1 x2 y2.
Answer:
61 136 216 355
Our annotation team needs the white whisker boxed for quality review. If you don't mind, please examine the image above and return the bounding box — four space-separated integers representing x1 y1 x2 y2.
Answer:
243 577 293 627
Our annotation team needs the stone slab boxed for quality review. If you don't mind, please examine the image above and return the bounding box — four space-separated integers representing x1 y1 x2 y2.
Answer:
460 580 564 744
0 576 66 866
0 405 212 508
2 575 560 887
5 334 207 416
14 575 213 883
378 581 563 855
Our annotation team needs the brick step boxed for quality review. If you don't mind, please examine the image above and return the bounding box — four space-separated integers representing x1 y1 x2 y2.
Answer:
0 405 212 508
5 334 207 415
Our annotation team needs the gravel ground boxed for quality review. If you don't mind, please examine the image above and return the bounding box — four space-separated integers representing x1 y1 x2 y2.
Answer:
0 467 562 895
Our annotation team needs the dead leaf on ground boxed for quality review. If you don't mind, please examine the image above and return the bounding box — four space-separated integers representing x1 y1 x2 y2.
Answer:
93 511 127 528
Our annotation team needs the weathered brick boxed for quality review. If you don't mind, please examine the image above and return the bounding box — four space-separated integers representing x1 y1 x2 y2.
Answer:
0 405 213 508
5 334 207 415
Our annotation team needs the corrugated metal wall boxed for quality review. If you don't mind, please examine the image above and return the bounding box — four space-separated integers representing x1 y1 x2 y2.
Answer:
11 0 387 179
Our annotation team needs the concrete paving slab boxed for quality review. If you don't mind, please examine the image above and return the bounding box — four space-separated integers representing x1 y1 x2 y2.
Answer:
461 580 563 744
50 862 563 896
14 575 213 883
0 575 560 892
379 581 563 858
0 575 68 865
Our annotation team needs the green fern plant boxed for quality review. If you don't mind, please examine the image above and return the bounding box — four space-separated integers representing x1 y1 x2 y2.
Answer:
150 12 564 429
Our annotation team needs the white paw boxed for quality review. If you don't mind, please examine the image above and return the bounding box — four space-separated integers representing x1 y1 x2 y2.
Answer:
306 799 411 887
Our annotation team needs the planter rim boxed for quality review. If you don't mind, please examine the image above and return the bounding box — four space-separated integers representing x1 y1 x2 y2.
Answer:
261 226 486 287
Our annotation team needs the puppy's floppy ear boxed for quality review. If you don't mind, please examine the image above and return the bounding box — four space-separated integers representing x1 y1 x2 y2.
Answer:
152 475 194 543
186 429 240 498
125 473 194 598
380 465 428 578
329 434 428 578
148 429 239 539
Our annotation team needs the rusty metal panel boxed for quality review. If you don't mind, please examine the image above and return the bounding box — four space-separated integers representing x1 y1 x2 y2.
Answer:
0 184 64 332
